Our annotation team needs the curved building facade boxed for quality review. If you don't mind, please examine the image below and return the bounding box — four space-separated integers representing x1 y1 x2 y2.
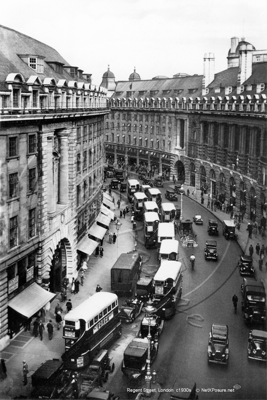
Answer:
105 37 267 229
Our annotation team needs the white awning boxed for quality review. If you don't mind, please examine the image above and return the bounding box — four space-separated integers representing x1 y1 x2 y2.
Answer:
103 197 115 210
88 223 107 242
103 192 114 203
77 235 98 255
9 283 56 318
100 204 115 220
96 213 111 229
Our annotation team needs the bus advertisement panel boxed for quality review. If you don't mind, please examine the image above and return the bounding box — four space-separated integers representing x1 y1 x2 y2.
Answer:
62 292 121 370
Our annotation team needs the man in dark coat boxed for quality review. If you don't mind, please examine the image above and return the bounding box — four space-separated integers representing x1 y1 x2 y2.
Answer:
66 299 72 313
33 318 39 337
113 233 117 244
47 320 54 340
74 279 80 294
39 321 45 341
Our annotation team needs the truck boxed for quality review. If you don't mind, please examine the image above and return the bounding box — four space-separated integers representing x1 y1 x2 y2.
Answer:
79 350 115 397
110 251 141 296
121 337 158 380
241 278 266 325
30 359 66 399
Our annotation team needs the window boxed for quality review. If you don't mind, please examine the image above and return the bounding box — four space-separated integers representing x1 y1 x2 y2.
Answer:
29 57 37 70
9 137 18 157
28 57 44 73
9 216 18 249
13 89 19 108
28 134 36 154
128 135 131 144
29 208 36 238
1 95 8 108
9 173 19 198
28 168 36 192
83 150 87 170
77 153 81 173
77 127 81 142
32 90 38 108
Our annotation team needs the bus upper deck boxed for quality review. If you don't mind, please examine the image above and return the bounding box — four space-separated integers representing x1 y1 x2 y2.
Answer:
144 201 159 214
153 260 183 298
159 239 179 261
62 292 121 369
161 202 176 222
127 179 140 202
146 188 162 207
157 222 175 246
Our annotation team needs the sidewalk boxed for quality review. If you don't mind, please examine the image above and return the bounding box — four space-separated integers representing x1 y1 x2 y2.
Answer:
0 190 136 399
176 183 267 290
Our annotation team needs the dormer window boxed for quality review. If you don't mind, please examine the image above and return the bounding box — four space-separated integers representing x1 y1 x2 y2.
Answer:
28 57 44 73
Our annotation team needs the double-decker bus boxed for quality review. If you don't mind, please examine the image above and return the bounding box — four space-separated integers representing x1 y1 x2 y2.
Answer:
161 202 176 222
62 292 121 370
152 260 183 319
159 239 179 261
133 192 148 221
146 188 162 208
157 222 175 248
127 179 140 203
143 211 160 248
144 201 159 215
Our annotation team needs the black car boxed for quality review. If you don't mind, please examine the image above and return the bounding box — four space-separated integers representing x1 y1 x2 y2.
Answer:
208 219 219 236
204 240 218 261
238 255 255 277
153 177 164 188
165 190 178 201
208 324 229 364
110 179 120 189
247 330 267 361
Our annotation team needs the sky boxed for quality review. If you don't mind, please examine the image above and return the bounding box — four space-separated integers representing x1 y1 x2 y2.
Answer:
1 0 267 86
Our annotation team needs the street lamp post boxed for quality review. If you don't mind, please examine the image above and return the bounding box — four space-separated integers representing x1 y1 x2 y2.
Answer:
180 184 184 221
144 299 157 398
116 220 122 258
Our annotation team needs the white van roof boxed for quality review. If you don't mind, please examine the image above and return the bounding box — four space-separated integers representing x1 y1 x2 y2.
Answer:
144 201 159 211
161 202 176 212
144 211 159 222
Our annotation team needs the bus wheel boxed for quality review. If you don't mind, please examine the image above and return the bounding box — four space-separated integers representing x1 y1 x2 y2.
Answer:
111 362 115 372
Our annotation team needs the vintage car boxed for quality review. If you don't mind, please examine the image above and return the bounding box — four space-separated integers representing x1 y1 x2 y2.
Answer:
208 324 229 364
110 179 120 189
222 219 237 240
241 278 266 325
204 240 218 261
165 190 178 201
153 177 164 188
208 219 219 236
119 298 143 323
120 182 127 192
238 255 255 277
193 215 203 225
174 183 184 194
247 329 267 361
135 276 154 302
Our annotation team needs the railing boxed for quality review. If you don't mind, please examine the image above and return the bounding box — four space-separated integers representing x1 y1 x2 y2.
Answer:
0 105 109 116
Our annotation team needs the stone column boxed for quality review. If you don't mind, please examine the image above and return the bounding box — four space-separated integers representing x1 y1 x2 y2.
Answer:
47 136 56 213
58 134 69 205
159 155 163 175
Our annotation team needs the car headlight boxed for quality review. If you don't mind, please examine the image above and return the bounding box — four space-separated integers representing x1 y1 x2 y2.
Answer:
253 349 256 354
248 349 251 354
262 351 266 356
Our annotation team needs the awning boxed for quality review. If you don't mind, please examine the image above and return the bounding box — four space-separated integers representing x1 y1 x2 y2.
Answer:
103 197 115 210
77 235 98 256
100 204 115 220
96 213 111 230
103 192 113 203
88 223 107 242
9 283 56 319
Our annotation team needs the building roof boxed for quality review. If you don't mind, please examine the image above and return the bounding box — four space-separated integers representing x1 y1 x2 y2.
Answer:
129 67 141 81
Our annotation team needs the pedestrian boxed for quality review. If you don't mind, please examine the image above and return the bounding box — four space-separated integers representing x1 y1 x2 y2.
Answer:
25 317 32 332
113 232 117 244
39 321 45 341
80 269 84 286
249 244 254 257
0 359 7 380
96 284 102 292
123 209 126 218
74 279 80 294
55 303 63 316
46 320 54 340
66 299 72 313
232 294 238 313
33 318 39 337
22 361 28 385
120 210 123 218
55 311 62 330
256 243 260 255
109 232 113 244
247 223 253 239
260 244 265 258
117 199 121 209
99 246 104 257
71 278 75 293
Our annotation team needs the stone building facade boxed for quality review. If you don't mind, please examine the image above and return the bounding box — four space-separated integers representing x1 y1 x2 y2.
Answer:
0 25 108 349
105 37 267 228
